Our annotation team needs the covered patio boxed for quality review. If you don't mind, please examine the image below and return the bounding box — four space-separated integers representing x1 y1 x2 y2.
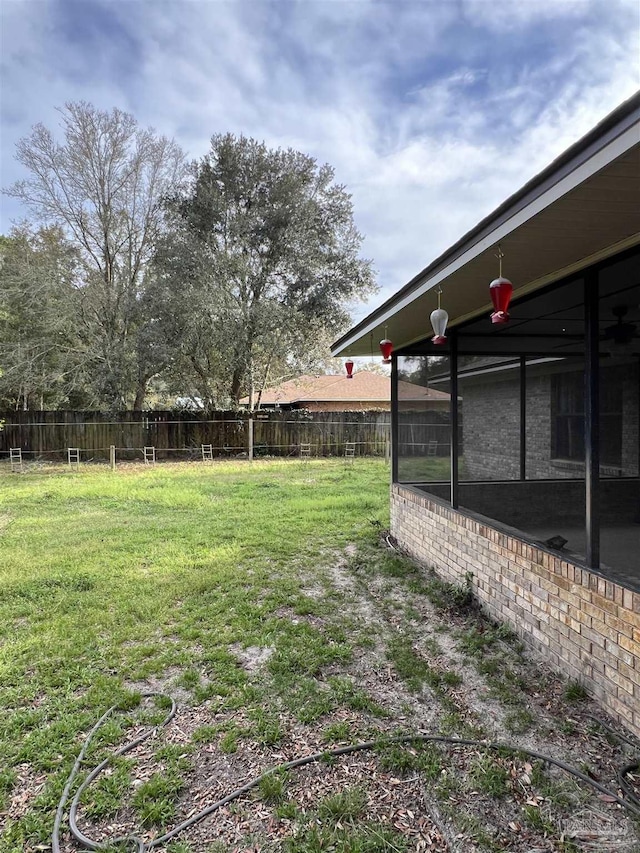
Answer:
332 93 640 734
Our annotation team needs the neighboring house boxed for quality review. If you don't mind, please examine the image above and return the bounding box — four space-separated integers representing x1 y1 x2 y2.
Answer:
240 371 450 412
331 93 640 735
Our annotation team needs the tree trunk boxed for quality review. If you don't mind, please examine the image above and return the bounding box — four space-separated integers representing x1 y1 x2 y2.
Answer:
256 351 275 411
230 367 244 407
133 381 147 411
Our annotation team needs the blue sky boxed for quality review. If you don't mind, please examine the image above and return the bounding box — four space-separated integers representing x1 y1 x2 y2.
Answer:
1 0 639 319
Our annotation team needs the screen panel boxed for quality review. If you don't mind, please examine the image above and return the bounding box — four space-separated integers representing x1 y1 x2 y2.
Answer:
396 355 451 486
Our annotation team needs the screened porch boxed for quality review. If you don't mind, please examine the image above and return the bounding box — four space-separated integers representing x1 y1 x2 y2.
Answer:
393 246 640 591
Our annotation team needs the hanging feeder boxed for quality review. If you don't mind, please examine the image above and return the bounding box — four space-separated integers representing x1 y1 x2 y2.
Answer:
345 358 354 379
430 287 448 345
489 246 513 325
379 327 393 363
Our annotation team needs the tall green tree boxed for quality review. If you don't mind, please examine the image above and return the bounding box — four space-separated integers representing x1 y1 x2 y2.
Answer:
7 102 185 409
0 225 82 409
155 134 376 409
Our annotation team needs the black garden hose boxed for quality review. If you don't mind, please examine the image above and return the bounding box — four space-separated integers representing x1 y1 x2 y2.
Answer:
585 713 640 815
53 693 177 853
52 692 640 852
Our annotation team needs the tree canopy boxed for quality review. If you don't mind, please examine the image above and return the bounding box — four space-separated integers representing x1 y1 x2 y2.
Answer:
154 133 376 408
2 110 376 411
0 225 82 409
6 102 185 409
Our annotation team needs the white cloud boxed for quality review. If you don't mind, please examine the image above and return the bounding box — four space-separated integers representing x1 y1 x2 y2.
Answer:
461 0 592 30
1 0 638 323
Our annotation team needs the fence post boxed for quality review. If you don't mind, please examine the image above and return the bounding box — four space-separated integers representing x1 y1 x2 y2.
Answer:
248 417 254 461
110 445 116 471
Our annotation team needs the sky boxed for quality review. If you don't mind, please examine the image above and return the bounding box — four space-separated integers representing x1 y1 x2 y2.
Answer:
1 0 639 322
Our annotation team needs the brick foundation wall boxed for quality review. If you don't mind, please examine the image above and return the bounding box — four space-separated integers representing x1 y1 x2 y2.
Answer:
391 483 640 736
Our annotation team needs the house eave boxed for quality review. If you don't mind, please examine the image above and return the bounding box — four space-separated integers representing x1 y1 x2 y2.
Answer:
332 91 640 357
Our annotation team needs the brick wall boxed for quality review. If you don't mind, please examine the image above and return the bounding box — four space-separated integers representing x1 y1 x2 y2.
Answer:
391 484 640 737
460 375 520 479
460 361 639 480
526 373 558 479
622 362 639 475
460 370 581 481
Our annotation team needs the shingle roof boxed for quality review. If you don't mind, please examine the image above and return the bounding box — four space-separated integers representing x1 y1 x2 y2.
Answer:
241 372 449 405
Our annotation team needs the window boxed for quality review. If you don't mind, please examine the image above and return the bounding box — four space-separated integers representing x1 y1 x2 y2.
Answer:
551 369 623 466
551 371 584 462
600 368 624 468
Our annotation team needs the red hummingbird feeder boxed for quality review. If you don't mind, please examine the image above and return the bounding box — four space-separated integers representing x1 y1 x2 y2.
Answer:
379 328 393 363
345 358 354 379
489 247 513 324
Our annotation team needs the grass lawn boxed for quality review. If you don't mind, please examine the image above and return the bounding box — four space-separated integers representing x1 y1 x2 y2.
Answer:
1 459 638 853
0 459 389 850
396 455 450 483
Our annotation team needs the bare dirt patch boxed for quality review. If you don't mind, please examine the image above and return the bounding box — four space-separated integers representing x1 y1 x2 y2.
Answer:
126 667 194 706
56 540 640 853
230 644 275 673
5 765 47 822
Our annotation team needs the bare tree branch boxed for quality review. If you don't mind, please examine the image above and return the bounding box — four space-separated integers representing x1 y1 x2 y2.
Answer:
5 102 186 409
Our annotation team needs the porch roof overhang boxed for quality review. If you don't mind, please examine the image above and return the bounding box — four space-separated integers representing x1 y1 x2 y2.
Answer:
332 92 640 357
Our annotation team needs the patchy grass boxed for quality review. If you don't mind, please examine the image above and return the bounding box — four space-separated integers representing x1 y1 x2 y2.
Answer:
468 755 510 799
1 458 637 853
317 787 367 822
283 822 409 853
80 758 133 820
376 742 443 779
387 636 451 695
132 770 184 828
322 721 353 744
258 770 288 804
563 680 588 703
0 459 388 849
503 708 535 736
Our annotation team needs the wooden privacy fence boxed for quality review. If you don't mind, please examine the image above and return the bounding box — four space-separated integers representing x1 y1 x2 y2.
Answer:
396 411 452 457
0 410 384 460
0 409 451 462
0 411 245 461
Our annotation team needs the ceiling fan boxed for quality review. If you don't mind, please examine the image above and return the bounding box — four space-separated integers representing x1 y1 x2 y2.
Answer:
551 303 640 354
601 305 638 346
